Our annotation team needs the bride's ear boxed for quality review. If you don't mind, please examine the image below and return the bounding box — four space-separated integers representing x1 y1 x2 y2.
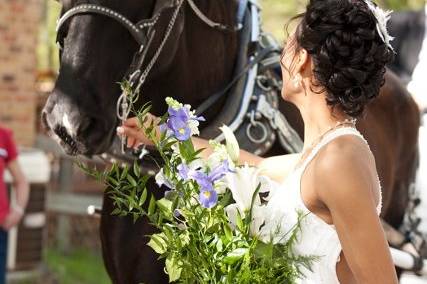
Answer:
294 48 310 76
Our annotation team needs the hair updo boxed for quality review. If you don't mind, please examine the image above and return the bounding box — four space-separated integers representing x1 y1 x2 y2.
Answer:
291 0 394 117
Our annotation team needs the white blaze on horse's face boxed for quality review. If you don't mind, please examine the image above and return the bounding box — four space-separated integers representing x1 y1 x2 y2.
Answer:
62 113 76 136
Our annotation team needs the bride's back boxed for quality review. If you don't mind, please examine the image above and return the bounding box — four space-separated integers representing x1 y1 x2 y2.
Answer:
264 126 382 283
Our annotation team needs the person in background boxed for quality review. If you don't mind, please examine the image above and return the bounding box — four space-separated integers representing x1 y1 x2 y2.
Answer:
0 126 29 284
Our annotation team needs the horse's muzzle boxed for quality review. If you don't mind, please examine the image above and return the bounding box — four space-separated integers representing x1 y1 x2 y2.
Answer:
41 96 115 156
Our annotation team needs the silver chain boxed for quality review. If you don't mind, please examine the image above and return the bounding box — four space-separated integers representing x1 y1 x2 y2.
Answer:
294 118 357 169
117 0 184 153
135 0 184 94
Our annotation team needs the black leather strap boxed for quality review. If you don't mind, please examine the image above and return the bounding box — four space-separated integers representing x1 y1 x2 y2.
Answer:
195 46 276 116
56 4 148 46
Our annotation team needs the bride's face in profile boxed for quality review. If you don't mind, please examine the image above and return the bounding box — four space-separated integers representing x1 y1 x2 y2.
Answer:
280 31 304 104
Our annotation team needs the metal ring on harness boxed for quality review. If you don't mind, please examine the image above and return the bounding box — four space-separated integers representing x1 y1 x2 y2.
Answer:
246 111 268 144
256 75 272 92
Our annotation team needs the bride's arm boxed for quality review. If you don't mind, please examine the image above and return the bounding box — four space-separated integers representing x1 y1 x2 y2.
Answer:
193 137 300 181
314 141 398 283
117 116 298 181
117 116 264 165
191 136 262 166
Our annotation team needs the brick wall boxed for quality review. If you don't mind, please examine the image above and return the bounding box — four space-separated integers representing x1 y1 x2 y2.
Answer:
0 0 42 147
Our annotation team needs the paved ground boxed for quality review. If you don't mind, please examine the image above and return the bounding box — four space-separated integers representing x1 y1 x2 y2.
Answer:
401 115 427 283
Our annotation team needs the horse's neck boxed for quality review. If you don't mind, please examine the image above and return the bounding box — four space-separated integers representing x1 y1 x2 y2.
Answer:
141 0 239 118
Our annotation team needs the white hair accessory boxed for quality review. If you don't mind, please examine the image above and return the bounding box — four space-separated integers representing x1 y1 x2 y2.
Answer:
363 0 395 53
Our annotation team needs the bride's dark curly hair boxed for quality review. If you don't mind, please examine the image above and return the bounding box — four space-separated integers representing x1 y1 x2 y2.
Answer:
288 0 394 117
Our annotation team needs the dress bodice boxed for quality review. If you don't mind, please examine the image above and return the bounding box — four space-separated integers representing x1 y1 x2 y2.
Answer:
261 127 382 284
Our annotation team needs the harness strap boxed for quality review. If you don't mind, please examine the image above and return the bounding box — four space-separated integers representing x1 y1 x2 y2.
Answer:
187 0 245 32
56 4 148 46
236 0 249 28
195 46 276 116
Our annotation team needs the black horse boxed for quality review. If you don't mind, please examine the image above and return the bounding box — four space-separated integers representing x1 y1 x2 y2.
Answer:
41 0 420 283
388 5 426 85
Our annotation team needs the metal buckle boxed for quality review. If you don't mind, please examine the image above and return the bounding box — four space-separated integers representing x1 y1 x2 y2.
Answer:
246 110 268 144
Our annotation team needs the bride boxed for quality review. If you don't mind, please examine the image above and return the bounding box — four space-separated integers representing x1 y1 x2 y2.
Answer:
117 0 398 282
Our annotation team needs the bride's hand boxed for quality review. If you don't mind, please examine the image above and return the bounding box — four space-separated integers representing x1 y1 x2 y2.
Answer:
116 114 160 149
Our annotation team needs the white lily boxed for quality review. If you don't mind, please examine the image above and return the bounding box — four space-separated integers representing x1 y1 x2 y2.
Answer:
225 203 267 236
219 125 240 164
225 165 272 213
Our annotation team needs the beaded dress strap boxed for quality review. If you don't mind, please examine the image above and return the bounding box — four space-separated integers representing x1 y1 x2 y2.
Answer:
297 127 382 214
298 127 368 172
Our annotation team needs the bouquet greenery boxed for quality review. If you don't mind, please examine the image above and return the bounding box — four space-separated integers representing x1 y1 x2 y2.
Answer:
81 97 316 283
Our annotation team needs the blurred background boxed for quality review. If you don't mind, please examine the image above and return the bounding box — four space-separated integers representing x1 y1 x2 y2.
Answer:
0 0 425 283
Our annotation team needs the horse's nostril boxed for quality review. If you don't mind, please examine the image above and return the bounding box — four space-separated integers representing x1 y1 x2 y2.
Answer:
54 125 78 153
78 117 94 137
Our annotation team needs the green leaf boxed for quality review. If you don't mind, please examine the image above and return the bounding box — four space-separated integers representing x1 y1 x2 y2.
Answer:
139 188 148 206
157 198 173 213
107 176 119 187
113 163 120 178
235 210 244 231
157 198 173 220
254 241 273 260
120 165 128 180
148 195 156 216
147 233 167 254
165 256 182 282
127 175 137 187
224 223 233 241
179 232 190 247
133 162 141 178
218 191 232 208
111 208 122 215
223 248 248 265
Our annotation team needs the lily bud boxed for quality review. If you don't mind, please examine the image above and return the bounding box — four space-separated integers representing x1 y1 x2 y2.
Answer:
220 125 240 164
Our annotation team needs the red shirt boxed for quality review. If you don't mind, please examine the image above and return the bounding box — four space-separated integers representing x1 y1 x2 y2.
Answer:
0 127 18 223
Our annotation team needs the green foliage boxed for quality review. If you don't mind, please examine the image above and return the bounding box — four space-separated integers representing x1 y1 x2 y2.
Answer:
37 0 61 71
45 247 111 284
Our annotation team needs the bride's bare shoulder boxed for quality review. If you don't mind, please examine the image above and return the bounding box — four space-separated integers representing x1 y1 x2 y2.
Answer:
312 135 377 209
257 153 301 183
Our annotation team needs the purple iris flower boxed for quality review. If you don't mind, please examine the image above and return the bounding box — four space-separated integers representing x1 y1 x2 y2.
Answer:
177 163 190 181
194 115 206 122
199 188 218 209
165 107 205 141
167 115 191 141
191 171 214 191
190 160 232 192
173 209 181 218
209 160 232 181
159 123 168 134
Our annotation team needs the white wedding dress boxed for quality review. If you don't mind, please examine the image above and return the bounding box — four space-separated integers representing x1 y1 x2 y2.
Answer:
261 127 382 284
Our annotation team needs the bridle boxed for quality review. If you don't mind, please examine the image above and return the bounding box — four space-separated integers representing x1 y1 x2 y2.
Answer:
56 0 246 153
56 0 243 88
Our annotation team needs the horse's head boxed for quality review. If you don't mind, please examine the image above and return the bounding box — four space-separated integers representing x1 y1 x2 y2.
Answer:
42 0 185 155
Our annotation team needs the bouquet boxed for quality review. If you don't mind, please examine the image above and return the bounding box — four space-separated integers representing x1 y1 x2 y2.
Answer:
81 98 316 283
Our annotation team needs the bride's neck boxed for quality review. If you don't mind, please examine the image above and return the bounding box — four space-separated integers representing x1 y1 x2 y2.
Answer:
298 96 353 152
